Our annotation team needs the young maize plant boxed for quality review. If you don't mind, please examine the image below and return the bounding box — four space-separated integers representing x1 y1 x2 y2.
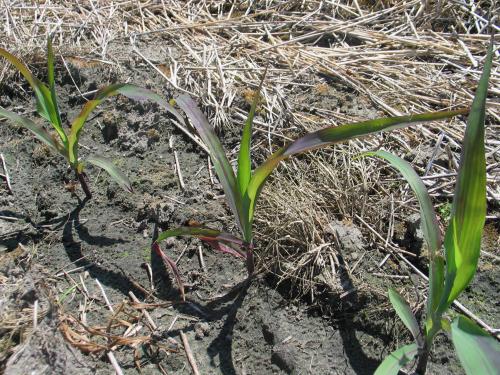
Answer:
152 76 468 300
366 42 499 375
0 37 183 199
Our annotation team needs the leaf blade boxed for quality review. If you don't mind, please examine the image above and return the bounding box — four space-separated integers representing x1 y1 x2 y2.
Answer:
438 42 493 312
362 150 441 254
86 155 132 193
236 68 267 199
374 343 418 375
68 84 181 165
46 35 63 136
451 315 500 375
0 107 65 157
152 243 185 301
388 288 421 343
0 47 66 144
246 109 467 228
156 226 246 258
428 255 445 319
282 110 468 158
175 95 244 236
360 150 448 326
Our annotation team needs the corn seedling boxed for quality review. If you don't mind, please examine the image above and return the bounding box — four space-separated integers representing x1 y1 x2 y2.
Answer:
366 42 499 375
0 37 183 199
153 74 467 300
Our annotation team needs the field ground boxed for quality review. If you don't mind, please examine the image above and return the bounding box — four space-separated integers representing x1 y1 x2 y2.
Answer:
0 1 499 374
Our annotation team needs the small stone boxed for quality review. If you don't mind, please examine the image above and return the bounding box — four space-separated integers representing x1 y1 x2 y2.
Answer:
101 113 119 143
326 220 366 252
194 322 210 340
133 138 148 156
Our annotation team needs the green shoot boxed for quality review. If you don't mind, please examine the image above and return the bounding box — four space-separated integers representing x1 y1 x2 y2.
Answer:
154 73 467 299
0 36 182 199
368 41 498 375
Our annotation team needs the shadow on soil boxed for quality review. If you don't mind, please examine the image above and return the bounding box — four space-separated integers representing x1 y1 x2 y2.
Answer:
269 247 385 375
205 279 250 375
60 201 252 375
37 197 147 297
336 252 381 375
164 279 251 375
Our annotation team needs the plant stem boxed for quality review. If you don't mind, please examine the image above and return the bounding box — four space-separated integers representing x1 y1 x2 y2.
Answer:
245 244 254 276
416 324 440 375
76 171 92 199
415 340 429 375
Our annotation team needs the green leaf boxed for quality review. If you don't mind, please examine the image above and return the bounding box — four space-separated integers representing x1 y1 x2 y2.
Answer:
236 68 267 199
441 318 451 333
0 107 66 157
245 108 467 229
175 96 245 236
46 35 63 135
0 48 40 93
438 42 493 313
0 47 67 145
47 36 56 93
86 155 132 193
68 84 181 166
428 255 445 319
451 315 500 375
388 288 421 343
374 343 418 375
360 150 446 325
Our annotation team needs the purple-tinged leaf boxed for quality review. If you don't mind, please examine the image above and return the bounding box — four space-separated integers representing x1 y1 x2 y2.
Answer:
245 108 468 228
203 239 246 259
68 84 182 165
282 110 467 158
152 243 185 301
175 96 244 234
0 107 66 157
156 226 246 258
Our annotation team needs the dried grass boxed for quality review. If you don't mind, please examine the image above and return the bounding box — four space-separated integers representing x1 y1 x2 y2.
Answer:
0 245 48 369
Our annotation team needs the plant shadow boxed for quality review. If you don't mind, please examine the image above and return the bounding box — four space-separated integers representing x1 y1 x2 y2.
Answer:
42 196 146 297
165 278 251 375
205 279 250 375
268 247 387 375
334 251 382 375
